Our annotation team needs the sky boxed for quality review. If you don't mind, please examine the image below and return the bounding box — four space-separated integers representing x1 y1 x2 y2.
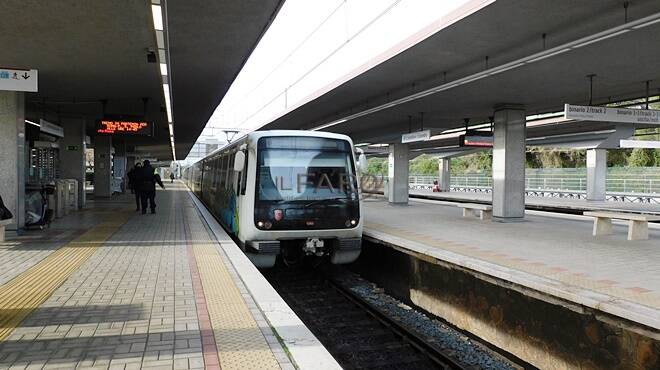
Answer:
187 0 473 161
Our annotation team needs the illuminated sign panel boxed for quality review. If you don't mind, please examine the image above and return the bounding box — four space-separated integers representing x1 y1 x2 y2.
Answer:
96 120 153 136
459 131 493 147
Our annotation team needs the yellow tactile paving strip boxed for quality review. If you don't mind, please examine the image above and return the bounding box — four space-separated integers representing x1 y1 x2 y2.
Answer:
367 221 660 310
0 214 131 341
191 242 281 370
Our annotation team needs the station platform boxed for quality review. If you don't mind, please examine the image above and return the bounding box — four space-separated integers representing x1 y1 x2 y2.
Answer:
0 183 338 370
408 189 660 215
363 196 660 331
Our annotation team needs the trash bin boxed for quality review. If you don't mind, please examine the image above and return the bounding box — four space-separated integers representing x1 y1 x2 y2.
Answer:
65 179 78 212
55 180 67 218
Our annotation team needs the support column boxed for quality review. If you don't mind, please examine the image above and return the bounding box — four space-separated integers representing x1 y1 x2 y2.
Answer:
586 148 607 201
93 136 113 198
113 140 127 193
438 158 451 191
0 91 26 230
60 118 87 208
387 142 409 204
492 104 526 220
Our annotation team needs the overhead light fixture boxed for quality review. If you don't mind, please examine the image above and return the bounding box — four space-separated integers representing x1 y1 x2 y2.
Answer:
632 17 660 29
163 84 172 122
150 2 176 161
25 119 40 127
489 63 525 75
526 48 570 63
572 29 630 49
312 118 346 131
151 5 163 31
456 74 488 85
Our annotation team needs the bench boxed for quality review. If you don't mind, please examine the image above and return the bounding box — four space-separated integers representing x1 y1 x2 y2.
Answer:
583 211 660 241
456 203 493 221
0 219 13 242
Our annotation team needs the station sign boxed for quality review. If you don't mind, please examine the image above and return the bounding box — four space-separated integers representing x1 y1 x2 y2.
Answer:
96 119 154 136
401 129 430 143
619 139 660 149
459 130 493 147
0 68 38 92
39 119 64 138
564 104 660 125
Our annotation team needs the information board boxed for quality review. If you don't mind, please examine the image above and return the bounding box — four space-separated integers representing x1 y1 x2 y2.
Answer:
459 130 493 147
96 119 153 136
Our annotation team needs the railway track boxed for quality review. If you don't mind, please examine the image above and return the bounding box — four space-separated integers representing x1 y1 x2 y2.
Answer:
264 267 470 370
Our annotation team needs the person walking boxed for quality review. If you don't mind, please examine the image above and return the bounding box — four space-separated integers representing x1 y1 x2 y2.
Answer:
137 160 164 214
126 163 142 211
170 172 175 183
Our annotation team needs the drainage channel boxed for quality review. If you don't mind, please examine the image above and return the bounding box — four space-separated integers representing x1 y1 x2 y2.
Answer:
264 265 526 370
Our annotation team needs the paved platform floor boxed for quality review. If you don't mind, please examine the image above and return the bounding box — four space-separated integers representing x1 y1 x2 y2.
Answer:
363 197 660 330
0 184 301 370
409 189 660 214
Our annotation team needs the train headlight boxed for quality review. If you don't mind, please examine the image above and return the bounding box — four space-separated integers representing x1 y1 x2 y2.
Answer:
257 221 264 228
345 219 358 227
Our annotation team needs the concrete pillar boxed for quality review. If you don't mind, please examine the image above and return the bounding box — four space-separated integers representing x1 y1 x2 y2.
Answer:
586 149 607 201
0 91 26 230
60 118 87 208
492 104 526 220
93 136 113 198
438 158 451 191
387 142 409 204
113 140 127 193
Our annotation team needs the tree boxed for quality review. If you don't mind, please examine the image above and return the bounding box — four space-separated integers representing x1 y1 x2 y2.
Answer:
410 154 438 175
366 157 387 176
629 148 655 167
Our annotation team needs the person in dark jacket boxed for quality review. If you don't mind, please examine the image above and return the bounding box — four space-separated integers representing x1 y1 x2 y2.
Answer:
170 172 175 183
137 160 164 214
127 163 142 211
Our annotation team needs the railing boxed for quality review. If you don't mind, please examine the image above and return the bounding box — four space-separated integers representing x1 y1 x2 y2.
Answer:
406 175 660 194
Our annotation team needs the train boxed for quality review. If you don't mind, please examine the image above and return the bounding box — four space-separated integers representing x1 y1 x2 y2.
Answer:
183 130 367 268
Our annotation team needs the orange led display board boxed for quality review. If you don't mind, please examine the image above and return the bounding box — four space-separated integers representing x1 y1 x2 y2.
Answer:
96 119 153 136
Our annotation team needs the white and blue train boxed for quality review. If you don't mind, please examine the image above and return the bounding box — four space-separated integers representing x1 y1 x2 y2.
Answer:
183 130 367 268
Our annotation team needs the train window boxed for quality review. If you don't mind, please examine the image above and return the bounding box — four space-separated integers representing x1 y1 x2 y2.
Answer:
226 154 234 190
255 136 358 202
218 156 227 189
240 150 248 196
213 157 222 189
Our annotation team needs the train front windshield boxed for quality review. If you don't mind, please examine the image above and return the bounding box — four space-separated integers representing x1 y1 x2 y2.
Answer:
255 136 360 229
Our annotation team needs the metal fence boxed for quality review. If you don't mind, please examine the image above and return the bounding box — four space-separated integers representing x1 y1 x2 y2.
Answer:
407 167 660 194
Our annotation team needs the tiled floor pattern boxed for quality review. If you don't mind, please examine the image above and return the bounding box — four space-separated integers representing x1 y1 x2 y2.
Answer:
182 199 282 370
0 187 291 369
0 215 133 341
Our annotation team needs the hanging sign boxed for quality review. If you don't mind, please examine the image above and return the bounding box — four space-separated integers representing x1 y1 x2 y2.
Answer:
401 130 430 143
0 68 38 92
564 104 660 124
39 119 64 138
96 119 153 136
459 130 493 147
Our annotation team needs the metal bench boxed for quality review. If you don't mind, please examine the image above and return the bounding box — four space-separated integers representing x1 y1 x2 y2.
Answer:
583 211 660 241
456 203 493 221
0 219 13 242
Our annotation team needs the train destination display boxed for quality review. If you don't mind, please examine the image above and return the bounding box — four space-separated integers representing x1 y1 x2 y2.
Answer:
459 130 493 147
96 119 153 136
